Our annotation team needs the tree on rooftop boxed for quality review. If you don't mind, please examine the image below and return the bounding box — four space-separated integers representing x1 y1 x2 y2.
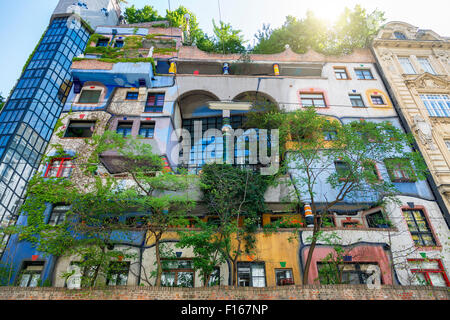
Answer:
0 94 4 112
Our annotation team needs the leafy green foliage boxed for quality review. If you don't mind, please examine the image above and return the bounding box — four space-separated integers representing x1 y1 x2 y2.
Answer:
252 6 385 55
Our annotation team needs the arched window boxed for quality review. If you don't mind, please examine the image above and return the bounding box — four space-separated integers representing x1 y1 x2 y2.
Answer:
394 32 407 40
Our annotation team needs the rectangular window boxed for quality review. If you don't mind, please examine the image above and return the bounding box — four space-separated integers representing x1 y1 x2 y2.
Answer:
107 262 130 286
420 94 450 117
275 269 294 286
237 262 266 287
403 209 436 246
349 94 365 107
334 67 348 79
384 158 416 182
300 93 326 108
78 90 101 104
145 93 165 113
161 259 194 287
48 204 70 226
371 95 385 105
114 40 124 48
408 259 449 287
45 158 74 178
64 120 96 138
335 161 351 178
445 140 450 151
116 122 133 137
366 210 389 228
138 122 155 138
125 92 139 100
18 261 44 287
398 57 416 74
354 69 374 80
417 57 436 75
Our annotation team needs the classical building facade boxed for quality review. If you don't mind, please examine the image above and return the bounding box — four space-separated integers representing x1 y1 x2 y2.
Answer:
372 21 450 222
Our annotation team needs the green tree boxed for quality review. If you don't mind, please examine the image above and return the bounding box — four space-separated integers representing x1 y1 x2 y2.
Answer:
124 5 163 24
5 131 196 287
211 20 246 54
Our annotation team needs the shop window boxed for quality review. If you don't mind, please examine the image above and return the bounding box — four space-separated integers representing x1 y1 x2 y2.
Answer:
138 122 155 138
48 204 70 226
107 262 130 286
116 121 133 137
334 67 349 80
44 158 74 178
78 89 102 104
402 209 436 246
18 261 44 287
64 120 96 138
408 259 449 287
125 92 139 100
300 93 326 108
161 259 194 287
275 269 294 286
237 262 266 287
145 93 165 113
355 69 374 80
384 158 416 182
349 94 365 107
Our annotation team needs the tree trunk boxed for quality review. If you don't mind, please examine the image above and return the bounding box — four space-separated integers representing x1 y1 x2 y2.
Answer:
302 214 321 285
232 259 238 286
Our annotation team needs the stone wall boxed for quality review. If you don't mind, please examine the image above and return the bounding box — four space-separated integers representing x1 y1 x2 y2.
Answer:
0 285 447 300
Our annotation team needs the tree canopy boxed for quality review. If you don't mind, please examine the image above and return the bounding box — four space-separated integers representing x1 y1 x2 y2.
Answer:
252 5 385 55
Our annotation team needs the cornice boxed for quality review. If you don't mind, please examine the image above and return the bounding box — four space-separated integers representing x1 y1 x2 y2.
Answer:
372 39 450 50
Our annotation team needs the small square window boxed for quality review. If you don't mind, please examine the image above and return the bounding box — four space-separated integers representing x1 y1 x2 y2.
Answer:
335 161 351 178
300 93 326 108
116 122 133 137
355 69 374 80
349 94 365 107
64 120 96 138
96 39 109 47
126 92 139 100
334 67 348 79
371 95 385 105
78 90 102 104
18 261 44 287
49 204 70 226
114 40 124 48
45 158 74 178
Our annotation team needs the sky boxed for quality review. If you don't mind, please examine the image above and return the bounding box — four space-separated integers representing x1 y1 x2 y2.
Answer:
0 0 449 96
